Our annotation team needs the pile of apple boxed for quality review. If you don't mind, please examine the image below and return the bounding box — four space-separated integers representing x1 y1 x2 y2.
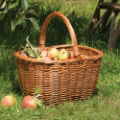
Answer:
23 37 73 61
1 95 42 110
37 48 72 61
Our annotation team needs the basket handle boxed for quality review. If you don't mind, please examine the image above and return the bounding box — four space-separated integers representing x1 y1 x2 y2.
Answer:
39 12 79 57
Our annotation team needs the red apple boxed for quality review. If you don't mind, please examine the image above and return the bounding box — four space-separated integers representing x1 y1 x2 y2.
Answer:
70 52 74 58
37 50 48 60
1 95 16 107
37 50 52 61
22 95 37 109
58 49 70 60
48 48 59 59
44 57 51 61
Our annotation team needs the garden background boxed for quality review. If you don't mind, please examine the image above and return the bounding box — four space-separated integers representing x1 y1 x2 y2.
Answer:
0 0 120 120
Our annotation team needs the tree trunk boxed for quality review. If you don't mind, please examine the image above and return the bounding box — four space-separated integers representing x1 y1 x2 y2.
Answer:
108 12 120 49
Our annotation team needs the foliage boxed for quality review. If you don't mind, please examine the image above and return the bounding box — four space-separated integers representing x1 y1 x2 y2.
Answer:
0 0 120 119
0 0 40 32
23 36 39 58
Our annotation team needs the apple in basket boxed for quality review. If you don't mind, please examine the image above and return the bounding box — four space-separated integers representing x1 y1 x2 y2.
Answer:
37 50 50 61
1 95 16 107
22 95 42 110
70 51 74 58
58 49 70 60
48 48 59 59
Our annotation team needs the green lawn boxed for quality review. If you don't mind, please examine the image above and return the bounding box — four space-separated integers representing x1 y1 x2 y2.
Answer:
0 0 120 120
0 48 120 120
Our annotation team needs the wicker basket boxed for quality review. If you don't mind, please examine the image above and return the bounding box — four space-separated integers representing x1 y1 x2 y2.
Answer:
14 12 103 106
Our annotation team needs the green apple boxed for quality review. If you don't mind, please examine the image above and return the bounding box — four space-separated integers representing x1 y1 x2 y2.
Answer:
48 48 59 59
58 49 70 60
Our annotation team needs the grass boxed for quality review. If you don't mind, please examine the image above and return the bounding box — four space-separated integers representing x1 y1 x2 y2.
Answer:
0 48 120 120
0 0 120 120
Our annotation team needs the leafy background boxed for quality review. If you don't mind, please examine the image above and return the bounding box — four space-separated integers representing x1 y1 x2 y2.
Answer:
0 0 120 120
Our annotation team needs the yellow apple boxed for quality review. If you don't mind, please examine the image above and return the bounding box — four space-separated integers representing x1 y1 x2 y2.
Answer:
1 95 16 107
58 49 70 60
48 48 59 59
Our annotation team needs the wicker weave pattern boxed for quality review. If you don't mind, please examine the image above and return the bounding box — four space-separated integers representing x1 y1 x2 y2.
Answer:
16 46 102 105
14 12 103 106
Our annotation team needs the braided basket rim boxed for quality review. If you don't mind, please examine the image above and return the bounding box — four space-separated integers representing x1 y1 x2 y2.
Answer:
14 44 103 64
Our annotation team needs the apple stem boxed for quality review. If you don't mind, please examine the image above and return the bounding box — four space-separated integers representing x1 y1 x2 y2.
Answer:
35 94 43 99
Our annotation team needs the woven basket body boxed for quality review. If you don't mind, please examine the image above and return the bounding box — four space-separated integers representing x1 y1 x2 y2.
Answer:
14 12 103 106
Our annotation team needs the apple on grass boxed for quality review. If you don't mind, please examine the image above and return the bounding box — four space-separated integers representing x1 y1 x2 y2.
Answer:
1 95 16 107
22 95 42 110
48 48 59 59
58 49 70 60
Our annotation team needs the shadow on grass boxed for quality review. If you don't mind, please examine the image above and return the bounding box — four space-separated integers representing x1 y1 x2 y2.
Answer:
0 51 22 95
93 88 99 96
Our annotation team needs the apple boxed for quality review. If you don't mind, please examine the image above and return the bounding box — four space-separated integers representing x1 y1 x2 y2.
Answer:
37 50 51 61
44 57 51 61
58 49 70 60
22 95 38 109
37 50 48 59
70 51 74 58
1 95 16 107
48 48 59 59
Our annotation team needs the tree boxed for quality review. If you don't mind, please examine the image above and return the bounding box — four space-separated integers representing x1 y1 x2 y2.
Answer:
0 0 40 32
